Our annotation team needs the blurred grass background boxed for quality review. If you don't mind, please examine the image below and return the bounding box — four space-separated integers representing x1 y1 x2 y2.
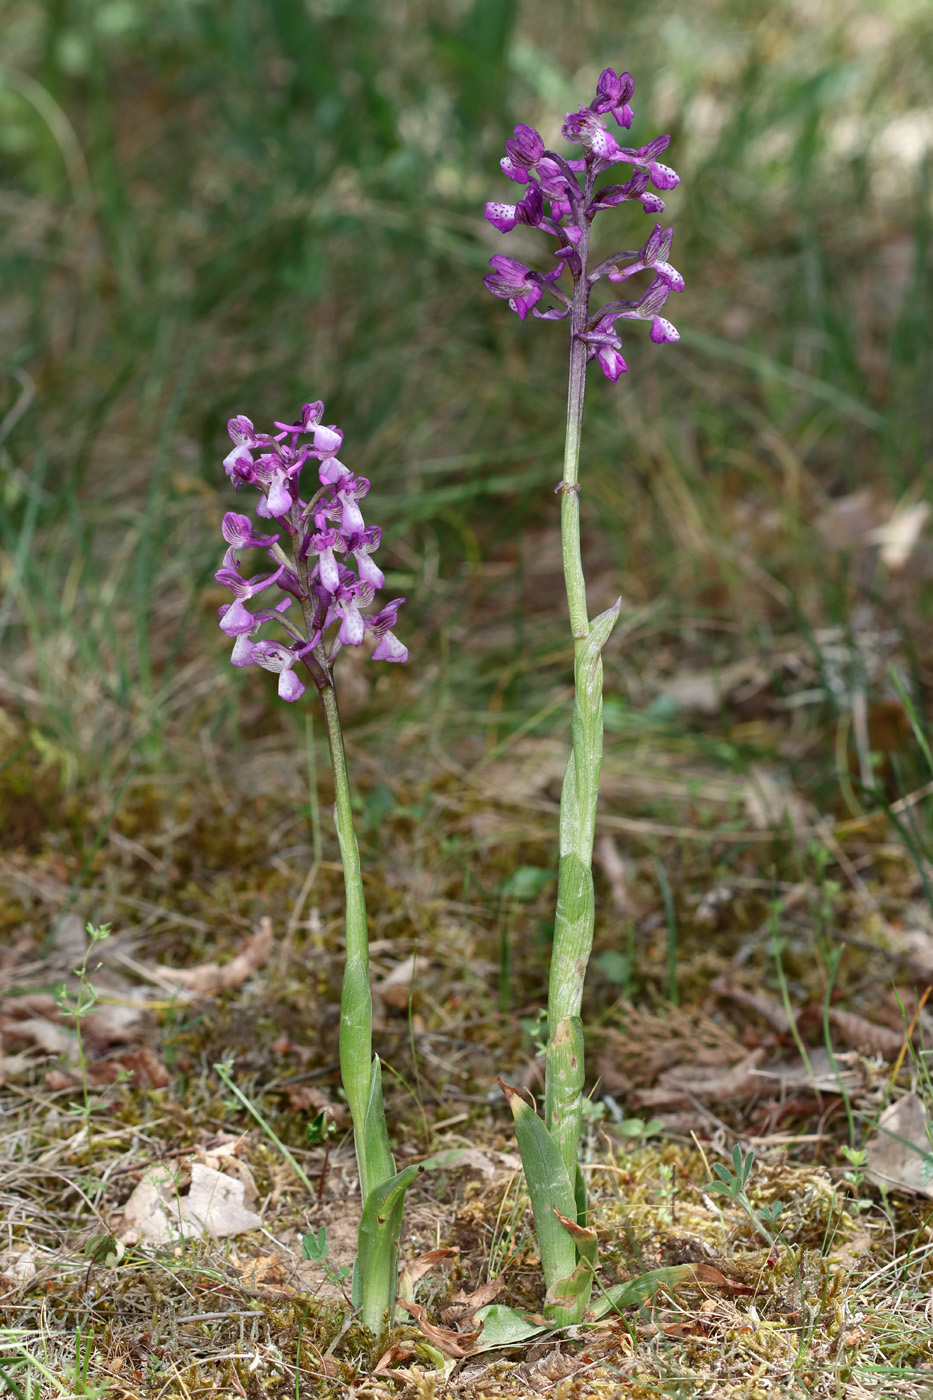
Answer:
1 0 932 994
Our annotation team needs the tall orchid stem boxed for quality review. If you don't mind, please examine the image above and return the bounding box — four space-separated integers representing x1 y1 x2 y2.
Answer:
544 163 614 1205
559 197 593 645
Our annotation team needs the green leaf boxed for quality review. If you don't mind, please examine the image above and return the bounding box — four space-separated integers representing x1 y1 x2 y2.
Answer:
82 1233 124 1266
339 956 372 1125
302 1227 328 1264
305 1109 334 1145
353 1162 423 1335
498 1079 585 1320
360 1055 395 1199
546 1259 595 1314
501 865 555 899
590 1265 695 1319
543 1012 587 1184
577 598 621 698
574 1160 588 1229
471 1304 549 1349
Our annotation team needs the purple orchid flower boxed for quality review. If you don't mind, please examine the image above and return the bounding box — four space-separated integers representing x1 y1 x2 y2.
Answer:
484 255 567 321
222 512 280 550
591 68 635 129
485 184 546 234
369 598 408 662
347 527 385 591
602 225 684 292
250 640 308 702
310 524 346 593
327 580 375 648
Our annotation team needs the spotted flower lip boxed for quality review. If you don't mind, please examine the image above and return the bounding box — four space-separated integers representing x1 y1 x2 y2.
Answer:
218 402 408 698
485 183 545 234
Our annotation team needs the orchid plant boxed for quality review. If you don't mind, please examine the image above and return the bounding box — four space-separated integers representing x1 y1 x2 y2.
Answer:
482 67 683 1327
216 404 414 1335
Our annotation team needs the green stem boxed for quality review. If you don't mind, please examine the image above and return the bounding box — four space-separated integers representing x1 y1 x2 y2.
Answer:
318 680 394 1204
544 161 616 1195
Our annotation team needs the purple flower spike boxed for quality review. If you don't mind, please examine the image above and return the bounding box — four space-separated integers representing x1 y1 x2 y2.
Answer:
219 400 408 702
483 62 683 377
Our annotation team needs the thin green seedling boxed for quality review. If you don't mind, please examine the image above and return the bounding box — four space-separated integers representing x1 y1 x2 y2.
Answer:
820 946 858 1147
214 1060 316 1196
0 1330 107 1400
653 857 679 1005
704 1145 785 1251
838 1146 874 1213
769 896 817 1085
54 922 112 1150
891 669 933 778
301 1227 352 1294
485 1172 526 1283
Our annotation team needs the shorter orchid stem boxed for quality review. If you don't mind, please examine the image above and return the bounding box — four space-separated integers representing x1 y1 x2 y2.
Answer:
318 680 394 1205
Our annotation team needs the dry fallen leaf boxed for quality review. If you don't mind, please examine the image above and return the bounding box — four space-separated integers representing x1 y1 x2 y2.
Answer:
238 1254 292 1294
283 1083 349 1126
867 499 930 569
450 1277 504 1312
826 1008 904 1060
119 1162 263 1245
153 919 272 995
374 954 418 1010
0 1246 37 1296
398 1246 458 1290
396 1299 482 1357
865 1093 933 1197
